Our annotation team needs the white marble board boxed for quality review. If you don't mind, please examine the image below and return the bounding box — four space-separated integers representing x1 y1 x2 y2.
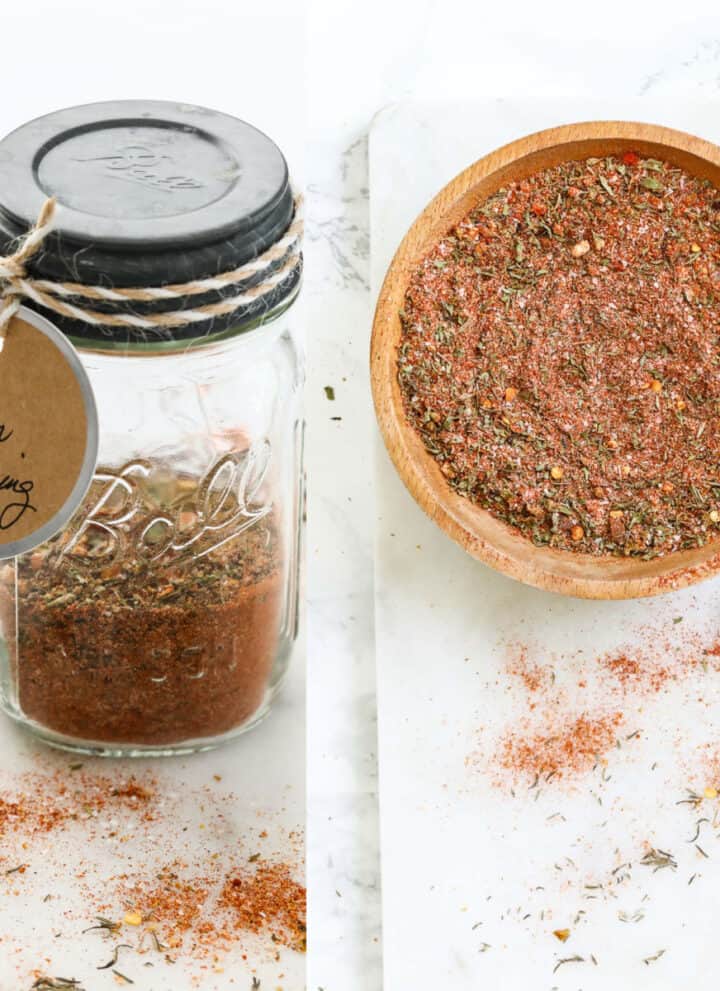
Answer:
371 100 720 990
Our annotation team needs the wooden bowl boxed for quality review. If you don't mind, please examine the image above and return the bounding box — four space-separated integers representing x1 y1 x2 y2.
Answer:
371 121 720 600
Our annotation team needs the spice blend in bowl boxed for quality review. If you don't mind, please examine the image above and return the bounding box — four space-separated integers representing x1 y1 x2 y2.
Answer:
399 151 720 559
372 122 720 597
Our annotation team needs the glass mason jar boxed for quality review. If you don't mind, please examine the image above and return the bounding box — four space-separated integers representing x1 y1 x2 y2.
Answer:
0 101 303 755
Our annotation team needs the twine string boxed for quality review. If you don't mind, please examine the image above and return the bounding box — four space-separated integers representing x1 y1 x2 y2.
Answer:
0 197 57 349
0 192 303 350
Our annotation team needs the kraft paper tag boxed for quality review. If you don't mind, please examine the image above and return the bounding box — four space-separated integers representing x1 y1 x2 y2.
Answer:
0 307 98 558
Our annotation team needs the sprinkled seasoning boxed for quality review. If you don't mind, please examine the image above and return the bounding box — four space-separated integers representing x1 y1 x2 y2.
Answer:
221 863 307 952
498 712 623 781
0 761 305 987
399 153 720 557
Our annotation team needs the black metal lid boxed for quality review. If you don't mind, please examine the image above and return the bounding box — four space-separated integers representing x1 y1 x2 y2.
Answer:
0 100 299 346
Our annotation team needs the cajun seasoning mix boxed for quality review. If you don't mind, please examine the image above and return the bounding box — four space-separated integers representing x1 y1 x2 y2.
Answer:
0 467 284 747
399 153 720 557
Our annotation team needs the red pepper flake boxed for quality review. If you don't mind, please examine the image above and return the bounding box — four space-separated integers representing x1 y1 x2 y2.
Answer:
622 150 640 166
110 781 154 803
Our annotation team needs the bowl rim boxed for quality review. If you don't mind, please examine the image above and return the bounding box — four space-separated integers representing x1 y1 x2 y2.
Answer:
370 119 720 600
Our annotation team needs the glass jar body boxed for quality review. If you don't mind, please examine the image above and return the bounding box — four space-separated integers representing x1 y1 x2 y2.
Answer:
0 310 303 755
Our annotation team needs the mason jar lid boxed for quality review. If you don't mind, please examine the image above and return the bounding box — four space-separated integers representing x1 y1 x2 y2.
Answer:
0 100 300 346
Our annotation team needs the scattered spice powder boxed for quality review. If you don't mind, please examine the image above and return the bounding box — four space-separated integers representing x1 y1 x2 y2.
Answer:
601 651 673 694
221 862 307 953
103 858 306 964
485 618 720 788
0 762 305 986
114 866 218 954
0 466 284 746
0 770 155 838
465 613 720 971
687 743 720 793
94 857 306 966
139 870 207 934
399 153 720 557
505 643 554 697
498 712 623 780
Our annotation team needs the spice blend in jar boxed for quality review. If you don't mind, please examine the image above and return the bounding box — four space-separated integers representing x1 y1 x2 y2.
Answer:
0 462 284 746
0 101 303 754
399 153 720 558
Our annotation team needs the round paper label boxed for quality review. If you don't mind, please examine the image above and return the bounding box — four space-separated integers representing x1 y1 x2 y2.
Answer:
0 306 98 558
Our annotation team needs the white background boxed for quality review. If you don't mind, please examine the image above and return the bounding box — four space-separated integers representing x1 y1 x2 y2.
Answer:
0 0 304 169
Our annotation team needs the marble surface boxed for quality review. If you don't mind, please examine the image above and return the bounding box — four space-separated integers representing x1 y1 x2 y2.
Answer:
371 100 720 991
305 3 720 987
305 127 383 990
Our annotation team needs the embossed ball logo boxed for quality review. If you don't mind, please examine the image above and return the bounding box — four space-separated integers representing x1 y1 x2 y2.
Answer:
54 442 273 573
74 143 205 193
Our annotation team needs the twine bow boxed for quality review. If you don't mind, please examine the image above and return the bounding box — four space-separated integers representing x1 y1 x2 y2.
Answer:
0 198 57 350
0 192 303 350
